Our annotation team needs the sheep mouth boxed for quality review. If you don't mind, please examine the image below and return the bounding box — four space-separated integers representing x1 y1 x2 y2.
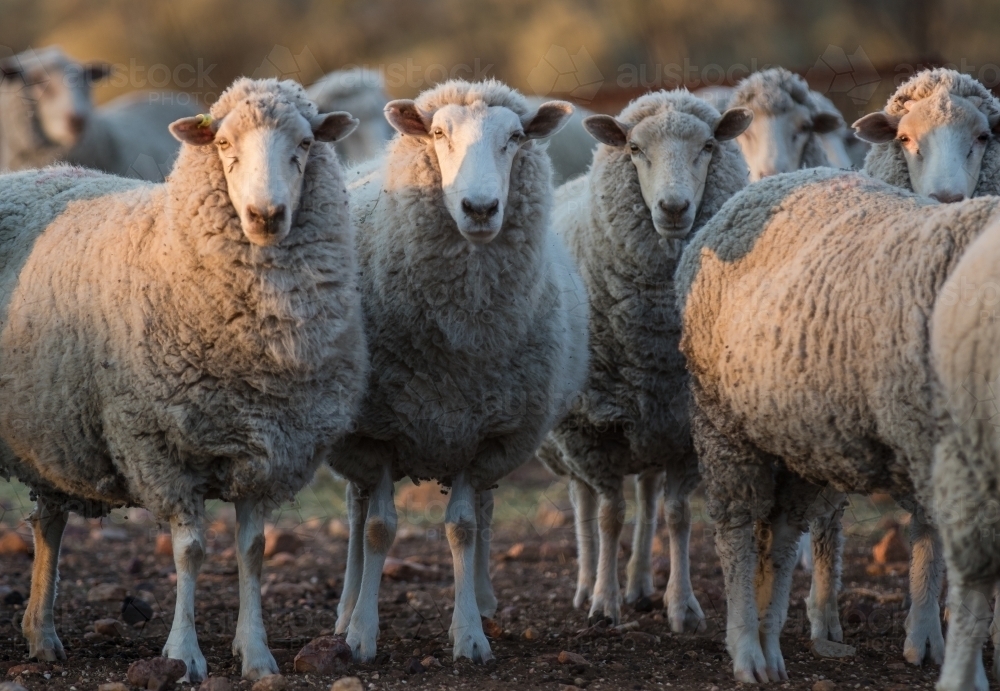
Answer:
459 227 501 244
654 225 693 240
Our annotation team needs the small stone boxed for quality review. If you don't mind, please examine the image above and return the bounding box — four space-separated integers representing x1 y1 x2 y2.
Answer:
98 684 130 691
622 631 659 647
264 527 302 558
0 683 30 691
420 656 441 669
293 636 352 675
813 681 837 691
154 533 172 556
557 651 589 666
0 532 31 556
93 618 124 638
87 583 126 602
2 590 24 606
199 679 233 691
574 679 586 687
122 596 154 625
811 639 857 659
404 657 424 674
6 664 48 677
382 557 435 581
682 650 698 661
504 542 540 561
873 525 909 564
329 677 363 691
481 617 503 638
126 657 187 691
558 686 582 691
251 675 287 691
522 627 540 640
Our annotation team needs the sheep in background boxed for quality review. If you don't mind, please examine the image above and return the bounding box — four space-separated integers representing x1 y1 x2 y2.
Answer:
0 46 198 175
855 67 1000 201
0 78 368 682
306 67 393 164
526 96 597 184
329 79 590 663
676 167 1000 682
539 90 752 629
810 91 867 169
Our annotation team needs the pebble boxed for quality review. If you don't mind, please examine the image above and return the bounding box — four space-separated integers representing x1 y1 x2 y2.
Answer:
0 683 30 691
251 675 287 691
199 678 233 691
126 658 187 691
557 651 589 666
481 616 503 638
522 627 540 640
6 664 48 678
264 528 302 558
682 650 698 661
382 557 435 581
404 657 425 674
329 677 363 691
126 557 143 575
0 532 32 556
622 631 659 647
154 533 173 556
293 636 352 675
87 583 126 602
2 591 24 606
420 656 441 669
93 618 123 638
811 639 857 659
813 681 837 691
97 684 129 691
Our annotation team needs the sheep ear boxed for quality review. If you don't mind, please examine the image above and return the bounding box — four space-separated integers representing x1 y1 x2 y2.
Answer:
169 114 218 146
523 100 573 139
384 99 430 137
852 112 899 144
84 62 112 83
714 107 753 140
0 56 22 82
812 112 842 135
311 111 359 142
583 115 630 147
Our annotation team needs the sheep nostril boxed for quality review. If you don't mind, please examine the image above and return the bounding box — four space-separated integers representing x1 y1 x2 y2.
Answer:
930 191 965 204
67 115 86 135
659 199 691 217
462 198 500 219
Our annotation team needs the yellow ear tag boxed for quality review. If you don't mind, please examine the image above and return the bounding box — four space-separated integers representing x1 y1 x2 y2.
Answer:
196 114 213 128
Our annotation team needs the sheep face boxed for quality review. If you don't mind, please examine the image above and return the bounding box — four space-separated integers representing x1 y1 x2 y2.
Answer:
170 107 358 246
855 89 999 202
384 98 573 243
736 104 839 181
584 106 751 239
817 129 855 170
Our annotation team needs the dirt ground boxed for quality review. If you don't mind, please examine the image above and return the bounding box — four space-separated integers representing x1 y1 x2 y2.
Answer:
0 461 984 691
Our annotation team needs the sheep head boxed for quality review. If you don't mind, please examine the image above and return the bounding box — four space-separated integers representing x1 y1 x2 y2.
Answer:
384 97 572 244
854 87 1000 202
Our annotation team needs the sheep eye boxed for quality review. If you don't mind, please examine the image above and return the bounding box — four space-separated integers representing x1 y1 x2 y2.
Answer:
299 138 313 149
628 142 640 154
978 133 990 143
703 140 715 153
432 128 445 139
217 139 231 150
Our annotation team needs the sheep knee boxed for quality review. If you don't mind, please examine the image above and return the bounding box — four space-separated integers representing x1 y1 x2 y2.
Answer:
365 517 395 554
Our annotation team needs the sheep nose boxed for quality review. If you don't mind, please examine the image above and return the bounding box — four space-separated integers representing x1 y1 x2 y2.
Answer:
658 199 691 220
461 197 500 220
930 191 966 204
246 204 288 232
67 114 86 135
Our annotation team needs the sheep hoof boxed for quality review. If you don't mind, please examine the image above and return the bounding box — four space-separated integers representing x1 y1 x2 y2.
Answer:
632 596 654 613
588 593 621 626
27 633 66 662
904 617 945 666
347 627 378 663
572 584 593 610
453 629 493 663
732 637 768 684
162 642 207 684
667 593 706 634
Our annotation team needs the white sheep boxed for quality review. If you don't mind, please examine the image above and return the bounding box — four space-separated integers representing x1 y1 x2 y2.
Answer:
855 67 1000 202
306 67 393 164
538 90 752 629
810 91 867 169
676 167 1000 683
328 79 590 663
0 46 198 175
0 78 368 682
526 96 597 184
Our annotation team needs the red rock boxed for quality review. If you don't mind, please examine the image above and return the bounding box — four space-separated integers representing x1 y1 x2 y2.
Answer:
330 677 363 691
873 525 909 564
251 676 287 691
6 663 48 677
0 532 32 556
198 681 231 691
126 657 187 691
154 533 172 556
98 684 129 691
481 616 503 639
504 542 540 561
557 650 589 666
87 583 126 602
382 557 436 581
264 528 302 558
405 657 425 674
813 681 837 691
292 636 352 675
93 618 124 637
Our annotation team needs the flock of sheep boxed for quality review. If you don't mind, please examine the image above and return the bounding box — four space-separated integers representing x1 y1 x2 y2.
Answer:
1 44 999 691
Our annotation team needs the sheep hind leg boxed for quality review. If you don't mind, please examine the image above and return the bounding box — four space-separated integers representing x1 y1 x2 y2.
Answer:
806 494 846 642
904 506 945 666
447 472 492 662
756 511 803 682
664 479 706 633
474 489 497 618
992 582 1000 681
163 512 208 683
625 470 663 608
569 477 598 609
717 518 768 683
22 499 67 662
937 580 992 691
346 465 396 663
589 482 625 625
336 482 366 634
231 498 278 680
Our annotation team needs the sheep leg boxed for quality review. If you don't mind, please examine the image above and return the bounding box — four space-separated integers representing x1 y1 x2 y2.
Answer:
22 499 67 661
625 470 663 607
446 472 493 662
663 476 706 633
717 518 768 683
904 507 945 666
336 481 367 634
797 533 813 572
569 477 598 609
163 512 208 683
937 580 992 691
474 489 498 618
231 498 278 680
755 511 802 682
805 497 846 642
992 582 1000 680
346 465 396 662
589 482 625 625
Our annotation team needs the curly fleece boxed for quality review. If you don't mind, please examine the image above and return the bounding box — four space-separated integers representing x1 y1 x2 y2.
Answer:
0 78 368 520
863 68 1000 196
329 79 590 492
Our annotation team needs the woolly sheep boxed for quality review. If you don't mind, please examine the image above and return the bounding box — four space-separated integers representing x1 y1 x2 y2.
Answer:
0 46 198 175
0 78 367 682
855 68 1000 202
328 79 590 664
526 96 597 184
728 67 840 181
810 91 867 169
676 168 1000 683
306 67 393 164
538 90 752 629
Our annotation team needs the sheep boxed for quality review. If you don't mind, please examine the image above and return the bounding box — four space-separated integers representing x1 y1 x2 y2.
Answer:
727 67 840 181
306 67 393 164
0 46 199 175
695 85 734 113
855 67 1000 202
526 96 597 184
675 167 1000 683
538 90 752 629
929 221 1000 691
0 77 368 682
810 91 867 169
327 79 590 664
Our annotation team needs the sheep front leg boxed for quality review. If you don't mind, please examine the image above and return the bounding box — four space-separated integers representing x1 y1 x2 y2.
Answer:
937 580 992 691
904 507 945 666
446 472 493 662
346 466 396 662
474 489 498 618
664 477 706 633
716 518 768 683
625 470 663 607
806 496 846 642
163 513 208 683
589 482 625 625
336 482 367 634
22 499 67 661
756 512 803 682
231 499 278 680
569 477 598 609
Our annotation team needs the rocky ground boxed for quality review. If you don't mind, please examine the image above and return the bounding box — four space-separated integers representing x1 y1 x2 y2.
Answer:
0 461 987 691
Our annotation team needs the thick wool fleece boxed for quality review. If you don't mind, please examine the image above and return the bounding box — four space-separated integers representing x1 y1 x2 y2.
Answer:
329 79 590 492
863 68 1000 197
730 68 829 169
0 78 368 520
540 90 748 493
676 168 1000 524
